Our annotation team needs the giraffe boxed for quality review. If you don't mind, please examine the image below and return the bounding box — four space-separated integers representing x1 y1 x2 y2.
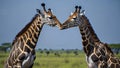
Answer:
4 3 62 68
62 5 120 68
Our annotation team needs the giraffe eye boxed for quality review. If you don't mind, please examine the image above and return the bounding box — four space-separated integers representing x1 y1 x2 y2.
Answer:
73 17 77 19
47 15 52 19
72 15 77 19
73 17 76 19
48 16 52 19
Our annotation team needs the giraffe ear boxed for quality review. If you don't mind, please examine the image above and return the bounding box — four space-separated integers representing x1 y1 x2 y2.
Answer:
51 9 53 12
36 9 41 14
80 10 85 15
71 12 73 15
48 8 53 13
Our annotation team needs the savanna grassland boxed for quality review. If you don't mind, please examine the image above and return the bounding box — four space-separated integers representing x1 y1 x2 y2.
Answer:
0 50 87 68
0 49 120 68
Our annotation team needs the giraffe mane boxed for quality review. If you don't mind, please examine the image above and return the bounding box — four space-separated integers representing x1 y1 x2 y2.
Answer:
104 43 114 54
81 15 100 42
12 14 40 45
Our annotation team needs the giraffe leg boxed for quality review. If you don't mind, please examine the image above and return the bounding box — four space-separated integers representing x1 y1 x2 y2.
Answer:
29 63 34 68
28 54 36 68
30 50 36 68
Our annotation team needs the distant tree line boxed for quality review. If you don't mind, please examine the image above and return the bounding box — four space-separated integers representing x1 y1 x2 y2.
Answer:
37 48 81 56
109 44 120 54
0 42 12 52
0 42 120 54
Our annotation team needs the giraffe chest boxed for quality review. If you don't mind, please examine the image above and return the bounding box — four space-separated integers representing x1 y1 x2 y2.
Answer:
86 55 98 68
22 52 35 68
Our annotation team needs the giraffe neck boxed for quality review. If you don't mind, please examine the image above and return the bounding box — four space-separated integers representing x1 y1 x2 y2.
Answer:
5 14 43 67
13 14 43 50
79 15 100 56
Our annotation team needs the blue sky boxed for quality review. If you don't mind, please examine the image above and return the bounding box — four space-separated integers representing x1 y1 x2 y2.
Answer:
0 0 120 49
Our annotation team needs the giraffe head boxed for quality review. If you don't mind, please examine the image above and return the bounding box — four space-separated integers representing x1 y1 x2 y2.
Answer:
36 3 60 27
62 5 86 29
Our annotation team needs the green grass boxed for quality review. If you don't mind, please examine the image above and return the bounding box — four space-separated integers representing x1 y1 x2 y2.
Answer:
0 51 87 68
0 52 9 68
0 51 120 68
109 44 120 48
33 52 87 68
